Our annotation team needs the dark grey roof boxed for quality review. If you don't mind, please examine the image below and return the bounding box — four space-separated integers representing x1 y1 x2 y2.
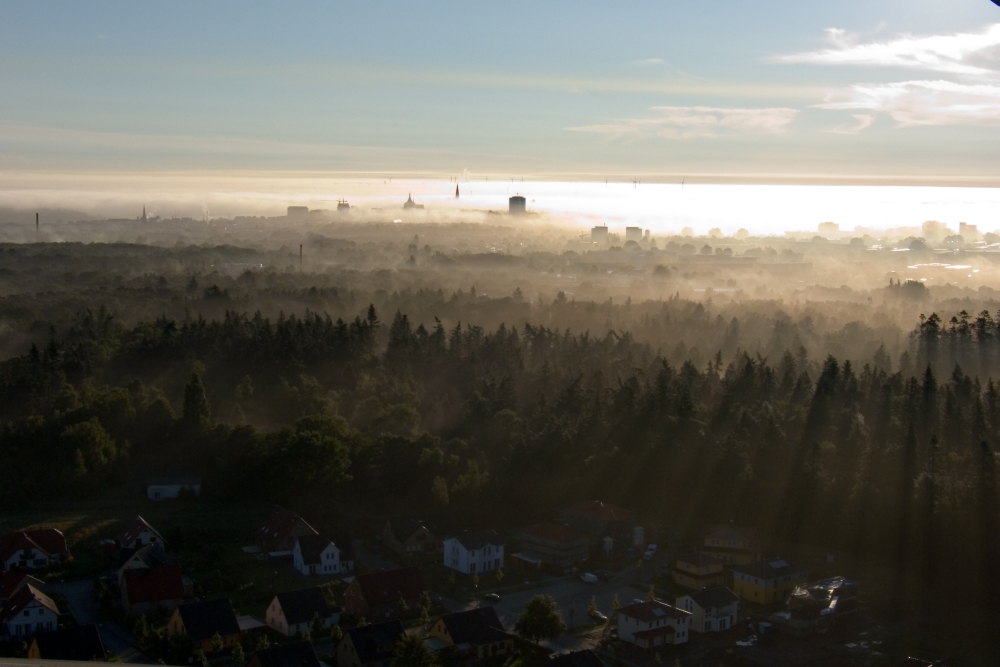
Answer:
732 559 809 580
296 535 334 566
547 650 606 667
345 620 405 665
676 553 724 567
119 543 174 569
683 586 740 609
388 514 455 542
31 624 107 661
178 598 241 641
453 530 504 551
248 641 320 667
276 587 337 626
331 529 355 562
438 607 512 646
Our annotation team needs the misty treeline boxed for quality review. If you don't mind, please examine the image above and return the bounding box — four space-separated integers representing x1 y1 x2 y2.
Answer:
2 300 1000 612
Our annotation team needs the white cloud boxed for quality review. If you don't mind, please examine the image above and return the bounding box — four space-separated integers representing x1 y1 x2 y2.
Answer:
568 106 798 140
819 80 1000 127
630 58 663 66
825 113 876 135
773 24 1000 77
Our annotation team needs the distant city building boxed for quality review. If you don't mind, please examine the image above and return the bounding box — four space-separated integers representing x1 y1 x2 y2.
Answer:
922 220 950 240
337 199 351 211
625 227 643 243
591 226 608 243
403 194 424 210
455 184 460 199
643 229 650 242
509 195 526 215
141 206 147 223
960 222 980 239
287 206 309 216
817 221 839 235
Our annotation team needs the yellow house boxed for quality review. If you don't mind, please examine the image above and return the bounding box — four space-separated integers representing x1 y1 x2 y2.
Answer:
731 559 808 605
701 525 758 565
672 553 726 590
427 607 514 660
167 599 241 655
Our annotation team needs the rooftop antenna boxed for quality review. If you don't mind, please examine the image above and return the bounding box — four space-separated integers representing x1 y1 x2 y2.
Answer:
682 178 685 190
632 178 641 189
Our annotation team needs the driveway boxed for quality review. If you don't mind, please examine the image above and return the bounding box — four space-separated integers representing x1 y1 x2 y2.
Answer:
58 579 152 664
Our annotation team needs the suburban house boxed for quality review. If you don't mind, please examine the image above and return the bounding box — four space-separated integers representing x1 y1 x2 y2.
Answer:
0 584 60 640
519 523 589 566
247 641 321 667
292 535 354 576
0 573 46 603
344 566 427 620
731 559 809 604
256 508 319 557
382 514 454 557
337 620 405 667
443 531 504 575
266 587 342 637
616 600 692 649
146 476 201 500
167 598 242 654
701 525 758 565
676 587 740 633
426 607 515 659
117 516 165 551
546 650 607 667
28 623 107 661
0 529 70 571
554 501 633 543
672 553 726 590
121 564 187 614
117 543 175 585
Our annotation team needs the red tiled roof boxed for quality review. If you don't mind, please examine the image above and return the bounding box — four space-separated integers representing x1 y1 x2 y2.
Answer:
0 573 44 601
354 566 427 607
523 523 588 544
0 528 67 563
619 600 690 623
0 584 59 623
122 565 185 605
24 529 68 556
562 501 631 521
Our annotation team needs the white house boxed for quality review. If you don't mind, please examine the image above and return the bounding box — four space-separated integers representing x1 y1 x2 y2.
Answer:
676 587 739 633
147 477 201 500
0 530 69 572
0 585 59 640
616 600 691 649
293 536 353 576
443 531 504 575
117 516 165 551
266 587 341 637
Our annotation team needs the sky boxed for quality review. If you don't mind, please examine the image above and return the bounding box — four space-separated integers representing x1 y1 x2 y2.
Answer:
2 1 1000 182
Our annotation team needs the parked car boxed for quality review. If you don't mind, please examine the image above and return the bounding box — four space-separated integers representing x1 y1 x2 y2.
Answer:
589 610 608 622
643 544 658 560
595 570 615 582
580 573 599 584
483 593 500 603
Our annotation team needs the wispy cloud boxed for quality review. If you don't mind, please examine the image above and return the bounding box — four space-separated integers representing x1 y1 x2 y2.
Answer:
773 24 1000 77
568 106 798 140
825 113 876 135
819 80 1000 127
630 58 663 66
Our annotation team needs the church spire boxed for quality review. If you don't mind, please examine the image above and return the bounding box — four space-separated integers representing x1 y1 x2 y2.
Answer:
455 184 459 199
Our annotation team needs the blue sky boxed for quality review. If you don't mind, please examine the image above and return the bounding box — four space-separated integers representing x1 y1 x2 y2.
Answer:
2 1 999 180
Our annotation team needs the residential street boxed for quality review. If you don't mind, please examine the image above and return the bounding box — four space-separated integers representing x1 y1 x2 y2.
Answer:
58 579 152 664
